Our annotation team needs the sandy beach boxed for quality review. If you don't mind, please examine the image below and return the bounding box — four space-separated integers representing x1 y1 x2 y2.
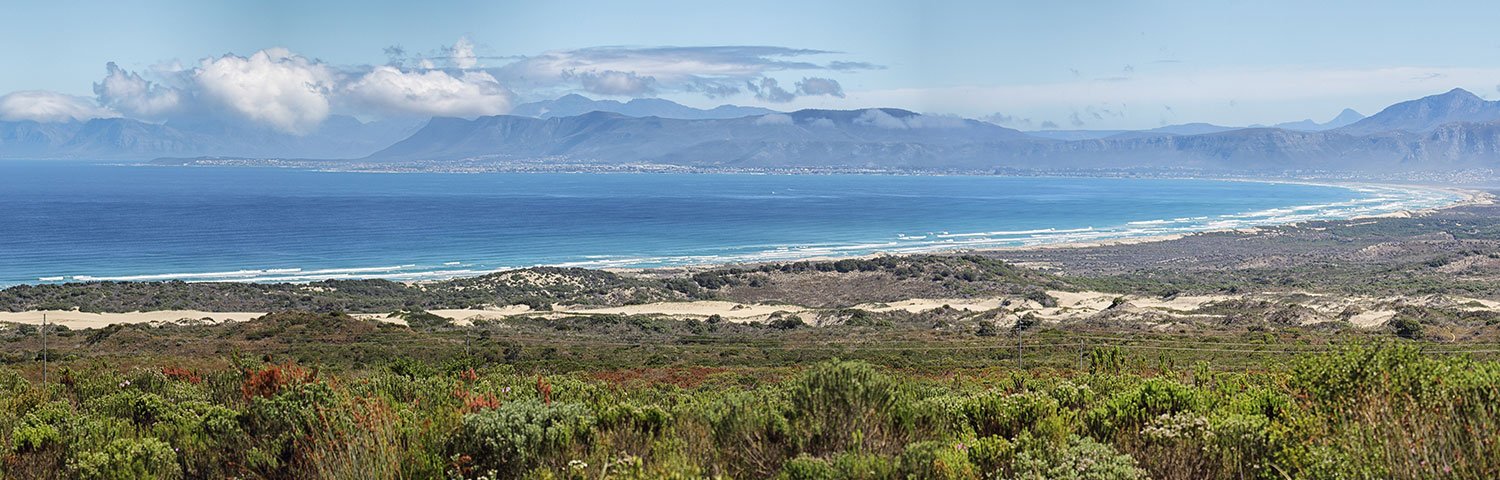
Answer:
1 184 1490 332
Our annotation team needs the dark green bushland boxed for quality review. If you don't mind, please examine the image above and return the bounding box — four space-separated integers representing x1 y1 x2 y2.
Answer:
1 344 1496 479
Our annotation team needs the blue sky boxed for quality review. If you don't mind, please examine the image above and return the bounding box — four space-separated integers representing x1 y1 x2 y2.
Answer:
3 0 1499 130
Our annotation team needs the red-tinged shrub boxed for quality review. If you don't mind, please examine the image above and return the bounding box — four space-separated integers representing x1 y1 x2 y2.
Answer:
163 366 202 384
242 363 315 400
537 375 553 405
463 392 501 413
452 387 503 413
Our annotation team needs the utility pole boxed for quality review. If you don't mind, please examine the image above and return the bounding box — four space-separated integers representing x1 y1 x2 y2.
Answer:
1014 323 1023 370
1077 342 1085 372
40 313 47 387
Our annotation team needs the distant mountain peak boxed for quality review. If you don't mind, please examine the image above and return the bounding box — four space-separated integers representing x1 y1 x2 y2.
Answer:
1331 108 1364 122
1440 87 1480 99
1337 88 1500 135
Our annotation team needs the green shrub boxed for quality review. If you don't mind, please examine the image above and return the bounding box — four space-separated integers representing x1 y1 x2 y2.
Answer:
776 454 837 480
769 314 807 330
451 400 595 477
88 392 172 426
1012 435 1145 480
1390 317 1423 339
704 391 794 479
10 401 71 452
786 361 912 455
957 391 1060 439
1084 377 1201 439
240 381 339 475
68 437 182 480
966 435 1015 476
598 403 672 436
899 441 977 480
392 309 452 329
830 451 899 479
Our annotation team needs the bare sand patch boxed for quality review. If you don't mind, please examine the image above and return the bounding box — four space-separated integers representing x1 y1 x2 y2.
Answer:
556 301 807 322
1128 294 1235 312
1348 310 1396 329
0 310 265 329
854 298 1007 313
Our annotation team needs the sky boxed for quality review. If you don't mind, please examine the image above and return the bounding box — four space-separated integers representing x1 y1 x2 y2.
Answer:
2 0 1499 131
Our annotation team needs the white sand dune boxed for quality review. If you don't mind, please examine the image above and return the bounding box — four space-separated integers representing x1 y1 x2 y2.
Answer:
0 310 265 329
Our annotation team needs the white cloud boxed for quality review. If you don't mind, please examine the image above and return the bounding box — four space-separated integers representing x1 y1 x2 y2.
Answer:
193 48 338 134
854 109 907 128
344 66 512 117
575 70 656 96
493 46 875 100
0 90 116 122
93 62 182 119
450 37 478 69
748 77 795 103
753 113 794 125
904 115 967 129
795 77 844 98
853 109 965 129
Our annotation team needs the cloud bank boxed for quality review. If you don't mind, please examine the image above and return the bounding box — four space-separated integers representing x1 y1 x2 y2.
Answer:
343 67 512 118
94 62 182 119
486 46 875 101
77 44 519 134
194 48 338 134
4 41 874 133
0 90 117 122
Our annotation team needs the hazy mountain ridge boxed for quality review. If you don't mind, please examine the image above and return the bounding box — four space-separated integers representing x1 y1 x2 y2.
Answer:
0 115 423 160
511 94 778 119
1269 108 1366 131
368 108 1034 167
9 90 1500 172
1025 123 1241 141
1338 88 1500 135
367 91 1500 172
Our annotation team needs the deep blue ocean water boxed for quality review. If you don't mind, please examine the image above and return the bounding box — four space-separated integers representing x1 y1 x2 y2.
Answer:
0 161 1461 286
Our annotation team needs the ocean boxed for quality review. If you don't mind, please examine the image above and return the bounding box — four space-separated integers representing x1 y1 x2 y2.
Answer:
0 161 1462 286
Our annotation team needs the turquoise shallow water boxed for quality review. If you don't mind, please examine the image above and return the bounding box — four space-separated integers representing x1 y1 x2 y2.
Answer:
0 161 1462 286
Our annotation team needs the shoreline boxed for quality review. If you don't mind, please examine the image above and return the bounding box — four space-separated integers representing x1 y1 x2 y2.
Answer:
1 178 1486 288
0 183 1492 329
604 181 1490 274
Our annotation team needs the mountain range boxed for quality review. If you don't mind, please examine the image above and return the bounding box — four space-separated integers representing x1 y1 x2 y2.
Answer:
510 94 778 120
1266 108 1366 131
369 108 1029 168
364 88 1500 171
1024 123 1242 141
0 115 423 160
9 89 1500 172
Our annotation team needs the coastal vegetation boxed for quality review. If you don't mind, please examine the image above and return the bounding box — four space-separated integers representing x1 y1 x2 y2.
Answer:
4 202 1500 478
1 328 1495 479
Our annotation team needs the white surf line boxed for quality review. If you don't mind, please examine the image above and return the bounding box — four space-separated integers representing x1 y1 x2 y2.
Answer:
19 181 1479 286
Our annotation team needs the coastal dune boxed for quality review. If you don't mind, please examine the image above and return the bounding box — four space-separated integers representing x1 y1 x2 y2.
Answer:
0 310 267 330
11 288 1491 331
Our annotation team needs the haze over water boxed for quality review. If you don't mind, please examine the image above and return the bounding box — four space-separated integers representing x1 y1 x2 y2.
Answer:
0 162 1461 286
